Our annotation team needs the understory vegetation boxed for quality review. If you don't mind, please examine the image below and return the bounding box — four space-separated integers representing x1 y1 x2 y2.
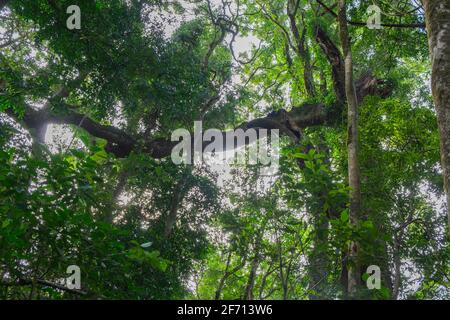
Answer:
0 0 449 299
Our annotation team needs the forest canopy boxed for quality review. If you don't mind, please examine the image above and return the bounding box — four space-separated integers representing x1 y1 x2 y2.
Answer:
0 0 449 300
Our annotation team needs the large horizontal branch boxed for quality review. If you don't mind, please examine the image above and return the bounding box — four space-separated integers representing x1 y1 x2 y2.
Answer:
2 73 389 159
5 101 325 158
4 105 137 157
48 108 137 157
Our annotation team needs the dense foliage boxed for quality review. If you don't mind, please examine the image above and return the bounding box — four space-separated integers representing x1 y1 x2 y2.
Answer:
0 0 449 299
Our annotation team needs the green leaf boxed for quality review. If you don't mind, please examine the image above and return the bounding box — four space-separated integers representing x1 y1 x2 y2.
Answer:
2 218 12 228
293 152 309 159
340 210 349 223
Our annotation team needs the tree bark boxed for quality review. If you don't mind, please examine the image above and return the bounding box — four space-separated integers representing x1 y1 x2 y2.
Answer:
243 252 260 300
215 252 246 299
1 70 388 161
258 261 276 299
308 202 330 299
392 233 402 299
423 0 450 232
337 0 362 297
315 25 346 105
287 0 316 98
244 233 264 300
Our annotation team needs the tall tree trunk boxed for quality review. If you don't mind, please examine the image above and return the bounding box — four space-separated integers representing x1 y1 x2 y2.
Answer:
277 230 289 299
258 261 275 299
307 139 332 299
215 251 232 300
337 0 362 297
423 0 450 232
215 252 246 299
244 252 260 300
308 211 329 299
287 0 316 98
392 233 402 299
244 235 263 300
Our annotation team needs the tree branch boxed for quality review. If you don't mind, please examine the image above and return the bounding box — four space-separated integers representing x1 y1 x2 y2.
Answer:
1 278 87 296
314 24 346 104
315 0 426 29
2 71 389 160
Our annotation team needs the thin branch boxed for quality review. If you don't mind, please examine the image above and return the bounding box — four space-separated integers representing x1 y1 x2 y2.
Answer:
1 278 87 296
315 0 426 29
